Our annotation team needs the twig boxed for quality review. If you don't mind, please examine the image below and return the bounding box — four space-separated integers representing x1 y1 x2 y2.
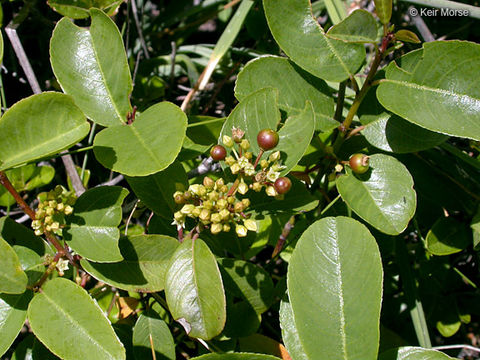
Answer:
271 216 295 258
202 61 241 114
125 200 139 236
187 157 221 178
169 41 177 93
345 125 365 140
97 175 125 187
130 0 150 59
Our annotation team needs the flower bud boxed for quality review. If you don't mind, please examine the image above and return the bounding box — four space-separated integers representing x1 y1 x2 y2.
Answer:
32 220 42 229
244 152 253 160
183 191 192 200
203 176 215 189
199 209 211 222
244 163 255 177
219 209 230 221
227 196 235 204
181 204 195 215
236 225 248 237
54 185 64 196
56 202 65 211
174 211 185 222
223 224 231 232
230 163 241 174
216 198 228 209
252 182 262 192
208 191 219 201
211 223 222 234
240 139 250 150
203 200 214 210
269 151 281 162
50 222 60 231
260 159 269 169
192 207 201 217
44 216 53 225
216 178 225 187
64 205 73 215
34 229 43 236
244 219 257 232
241 198 251 208
211 213 222 223
266 186 278 197
223 135 234 147
35 209 46 219
238 182 249 195
225 156 236 166
46 207 54 216
48 200 57 208
219 185 228 194
234 202 245 213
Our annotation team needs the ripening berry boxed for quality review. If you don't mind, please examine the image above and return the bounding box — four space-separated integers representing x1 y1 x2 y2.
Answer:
257 129 279 150
349 154 370 174
274 177 292 194
210 145 227 161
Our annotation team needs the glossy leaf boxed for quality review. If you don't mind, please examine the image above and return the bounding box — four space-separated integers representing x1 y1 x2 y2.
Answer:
220 87 280 157
377 41 480 141
126 161 188 220
192 354 281 360
93 102 187 176
287 217 383 360
337 154 416 235
81 235 179 292
238 333 292 359
11 334 59 359
220 88 315 175
0 93 89 171
0 237 28 294
374 0 392 24
395 30 421 44
0 164 55 206
0 292 32 357
235 56 337 132
13 245 45 286
327 10 378 43
279 298 308 360
64 186 129 263
48 0 123 19
27 278 125 360
379 347 454 360
425 217 471 256
223 300 261 337
165 238 226 340
263 0 365 82
50 9 132 126
133 311 175 360
218 258 274 314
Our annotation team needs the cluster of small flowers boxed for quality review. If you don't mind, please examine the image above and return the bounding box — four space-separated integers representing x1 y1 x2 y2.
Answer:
222 130 286 198
31 185 75 236
172 176 257 237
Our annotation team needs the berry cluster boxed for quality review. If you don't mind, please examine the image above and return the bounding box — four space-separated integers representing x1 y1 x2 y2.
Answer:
172 176 256 237
31 185 75 236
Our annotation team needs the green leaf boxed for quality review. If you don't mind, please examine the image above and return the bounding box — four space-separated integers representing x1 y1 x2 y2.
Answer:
220 87 280 157
218 258 274 314
235 56 337 132
0 292 32 357
0 165 55 207
379 347 454 360
81 234 179 292
64 186 129 263
471 205 480 250
327 10 378 43
48 0 123 19
133 311 175 360
263 0 365 82
221 88 315 175
50 9 132 126
126 161 188 220
93 102 187 176
27 278 125 360
0 93 89 171
425 217 471 256
287 217 383 360
165 238 226 340
279 297 308 360
337 154 417 235
191 354 281 360
374 0 392 24
223 300 261 338
395 30 421 44
0 237 28 294
13 245 45 286
377 41 480 141
11 334 59 359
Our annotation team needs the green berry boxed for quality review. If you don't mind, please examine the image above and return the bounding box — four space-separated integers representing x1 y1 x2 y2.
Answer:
349 154 370 174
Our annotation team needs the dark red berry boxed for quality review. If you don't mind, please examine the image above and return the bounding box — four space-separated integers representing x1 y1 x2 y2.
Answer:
257 129 279 151
210 145 227 161
349 153 370 174
274 177 292 194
